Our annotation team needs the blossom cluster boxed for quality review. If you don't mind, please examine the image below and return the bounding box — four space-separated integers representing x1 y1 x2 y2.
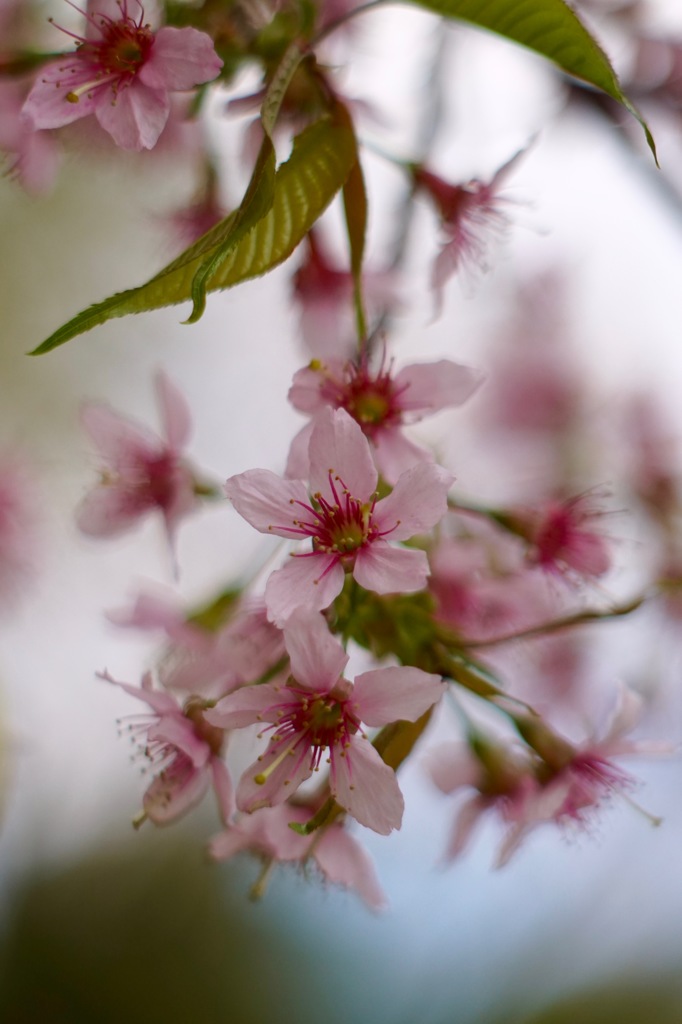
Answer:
3 0 681 908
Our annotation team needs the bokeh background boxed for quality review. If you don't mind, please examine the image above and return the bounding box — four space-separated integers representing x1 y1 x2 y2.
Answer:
2 2 682 1021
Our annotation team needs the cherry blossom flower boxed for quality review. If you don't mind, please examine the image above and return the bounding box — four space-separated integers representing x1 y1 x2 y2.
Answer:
103 669 232 826
22 0 223 151
412 148 525 311
286 353 483 483
206 612 445 834
519 493 613 581
209 804 387 909
431 686 665 866
109 590 286 700
497 685 667 863
76 370 203 556
225 407 453 624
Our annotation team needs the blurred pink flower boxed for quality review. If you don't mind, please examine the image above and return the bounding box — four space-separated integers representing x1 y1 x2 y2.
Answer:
286 353 483 483
522 493 613 581
226 407 453 624
209 804 387 909
0 451 39 607
104 669 232 826
77 370 202 556
23 0 222 151
207 611 445 833
109 591 286 700
413 148 525 311
0 80 60 193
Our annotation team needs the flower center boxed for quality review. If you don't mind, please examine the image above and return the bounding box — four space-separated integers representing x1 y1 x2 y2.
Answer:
288 471 375 560
98 22 153 75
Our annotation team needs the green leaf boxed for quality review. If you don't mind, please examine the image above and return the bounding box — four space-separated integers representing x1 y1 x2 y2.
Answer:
406 0 656 160
31 109 357 355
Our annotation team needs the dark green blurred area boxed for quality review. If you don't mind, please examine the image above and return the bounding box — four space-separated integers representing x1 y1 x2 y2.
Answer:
1 833 681 1024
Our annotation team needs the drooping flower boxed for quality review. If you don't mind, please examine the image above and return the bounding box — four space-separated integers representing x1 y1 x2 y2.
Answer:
22 0 223 151
518 493 613 581
76 370 203 556
412 148 525 311
209 804 387 909
286 353 483 483
103 669 233 826
109 590 286 700
225 407 453 624
430 686 665 867
207 611 445 834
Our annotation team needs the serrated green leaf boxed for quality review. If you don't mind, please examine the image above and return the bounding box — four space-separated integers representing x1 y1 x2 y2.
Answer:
407 0 656 160
31 109 357 355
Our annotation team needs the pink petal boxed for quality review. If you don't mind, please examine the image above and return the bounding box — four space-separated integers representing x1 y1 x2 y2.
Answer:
225 470 309 537
429 745 482 794
332 736 404 834
208 826 253 861
315 827 387 910
394 360 484 415
283 611 348 691
264 554 345 625
81 403 157 464
22 60 101 129
147 714 210 767
288 364 338 414
99 669 178 716
351 665 445 726
236 741 313 812
76 484 147 537
143 759 209 824
139 26 223 91
353 542 429 594
205 681 285 729
155 370 192 449
373 462 453 541
444 794 490 860
308 408 377 503
284 422 314 479
372 427 431 484
95 81 169 151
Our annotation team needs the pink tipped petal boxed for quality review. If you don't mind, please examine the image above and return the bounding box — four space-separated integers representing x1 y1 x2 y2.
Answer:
265 555 345 625
308 408 377 502
208 827 252 861
225 470 309 536
373 462 453 541
352 666 445 726
353 542 429 595
155 370 192 449
394 360 484 413
95 81 169 151
283 611 349 691
333 737 404 834
315 828 387 910
139 26 223 90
